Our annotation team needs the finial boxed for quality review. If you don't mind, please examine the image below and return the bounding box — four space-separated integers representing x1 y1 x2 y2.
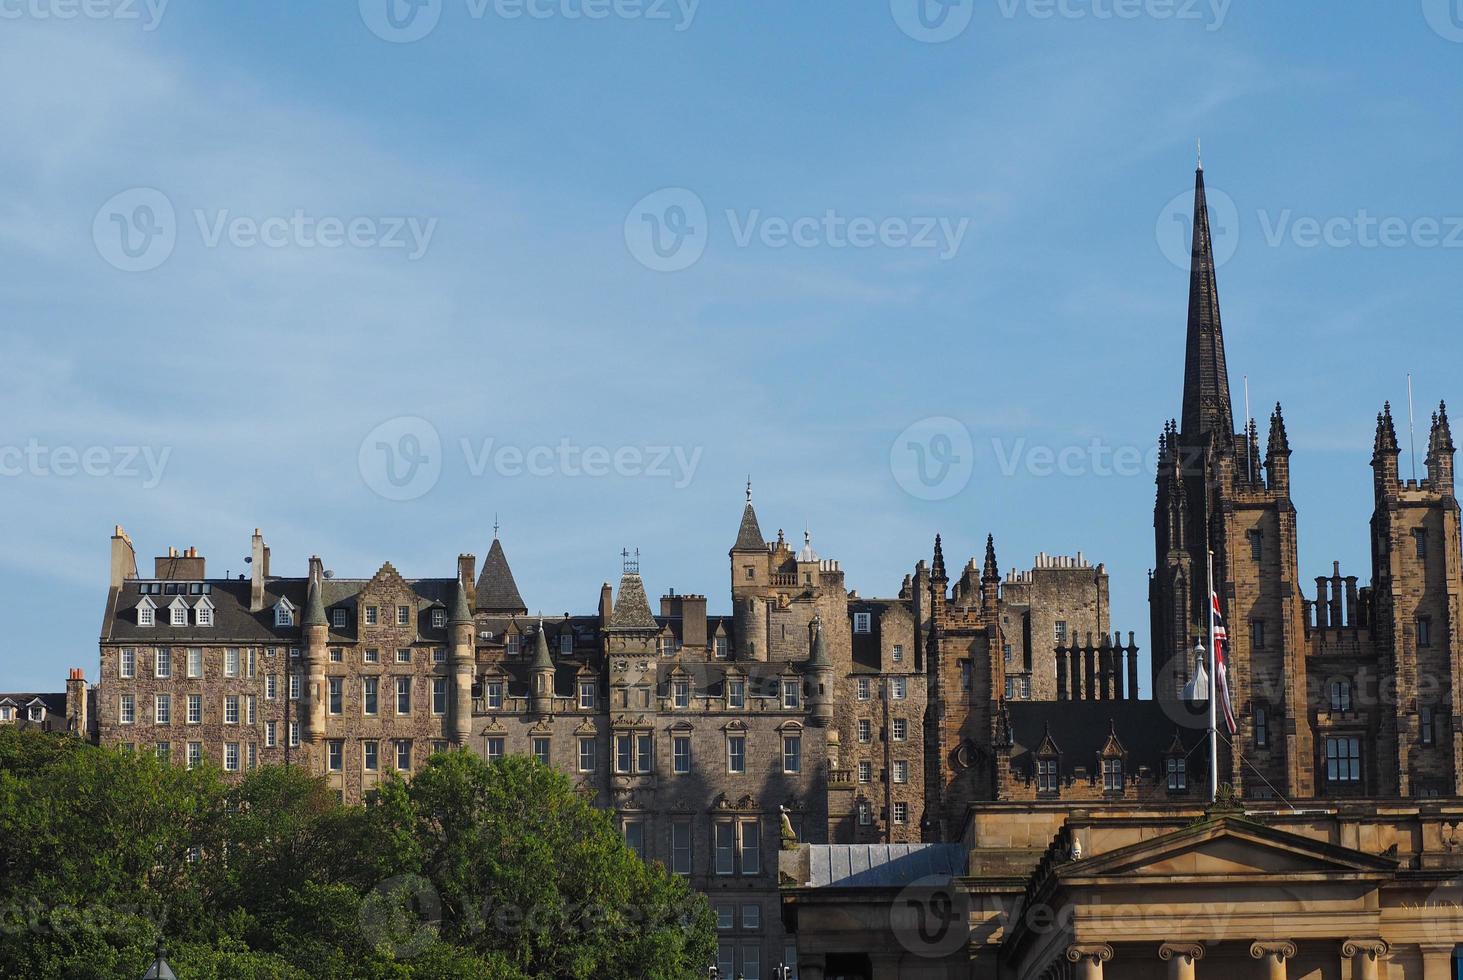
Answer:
746 476 752 503
621 547 640 574
493 513 500 539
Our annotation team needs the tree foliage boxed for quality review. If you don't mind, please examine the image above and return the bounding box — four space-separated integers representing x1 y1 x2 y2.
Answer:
0 730 714 979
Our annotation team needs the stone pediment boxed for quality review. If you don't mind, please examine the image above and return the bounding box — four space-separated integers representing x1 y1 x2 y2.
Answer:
1069 818 1398 881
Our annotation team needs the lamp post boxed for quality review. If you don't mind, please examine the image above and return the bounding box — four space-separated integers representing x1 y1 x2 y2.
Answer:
773 963 793 979
141 941 177 979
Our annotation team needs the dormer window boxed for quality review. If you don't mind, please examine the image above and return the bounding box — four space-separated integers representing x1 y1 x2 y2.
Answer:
136 596 157 627
27 704 44 723
431 608 446 629
169 599 188 627
853 613 872 634
194 596 214 628
1102 757 1124 793
274 599 295 628
505 634 520 656
1037 757 1059 794
1166 756 1187 792
333 609 347 629
560 633 574 656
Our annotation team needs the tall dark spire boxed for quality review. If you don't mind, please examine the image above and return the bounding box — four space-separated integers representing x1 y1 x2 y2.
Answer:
732 480 764 552
1267 403 1290 456
1180 164 1235 444
931 534 947 583
982 534 999 582
475 538 527 615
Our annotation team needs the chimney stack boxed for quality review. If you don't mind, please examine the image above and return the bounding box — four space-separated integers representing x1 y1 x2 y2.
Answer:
250 529 268 612
109 525 138 590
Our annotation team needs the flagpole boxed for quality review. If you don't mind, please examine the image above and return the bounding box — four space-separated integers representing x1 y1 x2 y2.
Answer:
1208 548 1219 803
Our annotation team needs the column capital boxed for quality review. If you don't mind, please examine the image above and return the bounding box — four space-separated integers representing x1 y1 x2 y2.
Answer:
1250 941 1298 961
1341 939 1389 960
1159 942 1206 963
1066 943 1114 964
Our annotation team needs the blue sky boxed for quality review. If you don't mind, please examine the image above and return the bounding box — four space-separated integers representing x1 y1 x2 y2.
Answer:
2 1 1461 692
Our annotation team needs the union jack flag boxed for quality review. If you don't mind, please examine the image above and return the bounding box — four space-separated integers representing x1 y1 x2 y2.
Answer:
1210 591 1238 735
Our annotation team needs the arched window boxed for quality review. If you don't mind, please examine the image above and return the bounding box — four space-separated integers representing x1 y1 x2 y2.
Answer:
1330 680 1352 712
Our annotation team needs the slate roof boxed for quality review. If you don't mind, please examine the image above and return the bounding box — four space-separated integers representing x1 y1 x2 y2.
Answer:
803 844 967 888
733 502 764 551
1006 699 1204 776
608 572 657 630
0 692 69 733
476 539 527 614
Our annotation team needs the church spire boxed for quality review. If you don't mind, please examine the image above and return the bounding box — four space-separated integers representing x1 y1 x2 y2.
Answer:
1180 163 1235 445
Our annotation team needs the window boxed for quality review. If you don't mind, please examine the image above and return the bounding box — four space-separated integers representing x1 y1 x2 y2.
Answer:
120 694 135 725
155 742 170 764
741 944 762 980
329 648 343 663
714 636 729 659
578 738 597 772
333 608 347 629
1251 619 1266 649
636 733 652 773
186 648 202 678
1003 644 1012 664
740 820 760 874
783 734 802 774
1166 757 1187 791
265 721 276 747
857 678 870 701
327 679 342 716
1422 707 1435 745
486 681 503 709
1330 680 1352 712
432 647 446 664
486 737 504 763
187 742 203 769
890 677 907 700
658 635 675 657
1004 677 1014 700
364 741 379 771
170 603 187 627
1255 707 1269 748
1102 757 1123 792
155 648 172 679
328 741 343 771
614 733 652 774
187 694 201 725
396 648 411 664
196 604 213 627
275 603 293 628
558 632 574 656
363 677 378 715
289 720 300 747
432 608 446 629
505 634 520 656
858 719 872 743
265 674 277 700
217 742 236 772
673 680 689 709
858 760 872 783
892 643 904 664
1055 621 1069 645
672 821 692 875
892 718 907 741
364 648 380 664
138 605 155 627
224 648 239 678
579 681 596 710
892 760 908 784
854 612 872 634
154 694 171 725
396 677 411 714
220 694 238 725
1037 758 1058 793
397 605 410 626
431 739 448 755
1249 528 1263 561
727 679 746 709
718 944 734 978
858 801 872 825
365 606 378 626
728 735 746 773
674 735 692 774
961 660 972 692
1414 528 1428 559
782 680 800 709
1419 617 1433 648
1325 736 1362 784
395 740 412 771
120 648 135 678
528 736 551 765
432 677 448 715
247 743 258 769
624 820 645 861
893 802 908 825
1020 675 1031 699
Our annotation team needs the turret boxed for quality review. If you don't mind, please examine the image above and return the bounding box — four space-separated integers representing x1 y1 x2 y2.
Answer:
980 534 1000 617
1372 402 1401 496
530 621 555 717
1265 403 1291 494
805 617 833 727
730 482 769 661
449 576 475 743
1427 401 1455 492
303 559 329 743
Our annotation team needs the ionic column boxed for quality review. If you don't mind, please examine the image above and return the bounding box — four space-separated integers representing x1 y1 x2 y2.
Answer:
1158 942 1205 980
1250 941 1297 980
1065 943 1113 980
1341 940 1388 980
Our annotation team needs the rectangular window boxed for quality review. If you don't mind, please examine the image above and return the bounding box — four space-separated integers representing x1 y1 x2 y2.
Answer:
333 608 347 629
187 742 203 769
155 694 171 725
616 734 633 774
328 740 343 772
892 802 908 825
120 694 135 725
715 822 736 875
1005 677 1014 700
433 647 446 665
672 821 692 875
186 647 202 678
858 719 872 743
486 737 504 763
892 718 907 741
740 820 760 875
171 603 187 627
728 735 746 773
224 742 240 772
858 760 872 783
329 648 342 663
858 802 872 825
1331 681 1353 712
365 606 378 626
486 681 503 709
1020 675 1031 699
364 741 379 771
245 695 255 725
1325 736 1362 784
289 720 300 747
246 648 256 679
395 740 412 771
505 635 520 656
396 677 411 714
397 605 410 626
857 678 870 700
396 648 411 664
327 679 342 716
265 721 277 747
714 636 729 659
559 632 574 656
431 739 448 755
782 680 799 709
891 677 907 700
892 643 904 664
532 736 551 766
1251 620 1265 649
155 742 170 764
432 677 448 715
623 820 645 861
1255 707 1269 748
139 606 154 627
224 648 239 678
265 674 277 700
1415 528 1428 559
853 612 872 634
1419 617 1433 648
579 681 596 710
674 735 691 774
673 680 689 709
363 677 378 715
247 743 257 769
1102 758 1123 792
1037 758 1058 793
432 608 446 629
741 944 762 980
718 944 734 977
892 760 908 783
1249 528 1263 561
1054 621 1068 645
1422 707 1435 745
727 680 746 709
364 648 380 664
120 648 135 678
1167 757 1187 791
783 734 802 774
636 733 653 773
578 738 597 773
155 648 172 679
1003 644 1013 664
187 694 201 725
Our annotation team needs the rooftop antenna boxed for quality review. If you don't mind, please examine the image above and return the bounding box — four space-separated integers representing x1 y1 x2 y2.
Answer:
1408 374 1418 481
